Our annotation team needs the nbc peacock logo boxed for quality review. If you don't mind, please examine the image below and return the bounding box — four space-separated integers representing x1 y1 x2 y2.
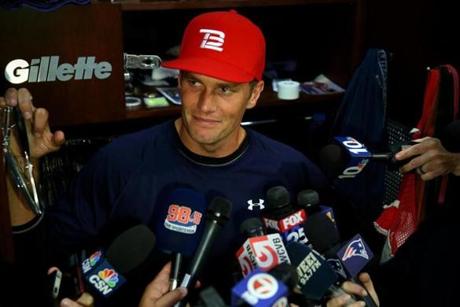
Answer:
82 250 103 274
98 269 119 288
89 251 102 266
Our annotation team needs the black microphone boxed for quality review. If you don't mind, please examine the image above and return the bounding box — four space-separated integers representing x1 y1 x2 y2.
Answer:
240 217 266 238
153 187 207 290
176 196 232 306
262 186 308 245
296 189 320 215
303 213 341 257
79 224 156 300
286 242 340 302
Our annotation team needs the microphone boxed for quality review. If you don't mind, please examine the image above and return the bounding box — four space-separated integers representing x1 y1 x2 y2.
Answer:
296 189 320 215
303 213 340 257
319 136 417 179
177 196 232 306
285 242 339 302
336 234 375 281
319 136 372 179
231 263 297 307
153 187 207 290
236 217 291 277
197 286 227 307
297 189 336 225
80 224 155 299
303 216 378 307
262 186 308 245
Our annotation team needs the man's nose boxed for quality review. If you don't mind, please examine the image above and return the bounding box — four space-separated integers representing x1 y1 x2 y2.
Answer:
197 90 217 113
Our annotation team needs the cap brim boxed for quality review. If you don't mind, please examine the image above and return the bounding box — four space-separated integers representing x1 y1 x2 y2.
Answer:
162 56 255 83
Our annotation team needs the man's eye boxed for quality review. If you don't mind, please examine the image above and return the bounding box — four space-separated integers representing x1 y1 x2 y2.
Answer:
186 79 200 87
218 86 233 94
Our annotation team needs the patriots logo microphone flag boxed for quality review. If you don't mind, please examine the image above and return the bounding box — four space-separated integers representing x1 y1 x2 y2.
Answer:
337 234 374 278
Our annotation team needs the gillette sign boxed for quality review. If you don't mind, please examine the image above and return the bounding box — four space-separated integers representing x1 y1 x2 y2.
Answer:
4 56 112 84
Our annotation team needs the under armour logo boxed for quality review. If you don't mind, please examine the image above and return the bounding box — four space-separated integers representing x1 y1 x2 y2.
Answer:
247 199 265 211
199 29 225 52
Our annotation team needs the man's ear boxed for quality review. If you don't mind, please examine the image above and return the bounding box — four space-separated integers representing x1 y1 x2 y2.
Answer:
246 80 264 109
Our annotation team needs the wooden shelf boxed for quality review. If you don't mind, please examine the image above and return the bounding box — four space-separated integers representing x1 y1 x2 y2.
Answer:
125 90 342 120
97 0 357 11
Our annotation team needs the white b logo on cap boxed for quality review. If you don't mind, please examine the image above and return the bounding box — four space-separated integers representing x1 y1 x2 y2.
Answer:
199 29 225 52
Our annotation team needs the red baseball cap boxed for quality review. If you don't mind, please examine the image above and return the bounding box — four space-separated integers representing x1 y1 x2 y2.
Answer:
162 10 266 83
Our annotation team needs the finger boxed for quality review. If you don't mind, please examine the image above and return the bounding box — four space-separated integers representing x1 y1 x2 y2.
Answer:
33 108 49 137
358 273 374 295
5 88 19 107
17 88 35 120
420 168 444 181
346 302 366 307
76 292 94 307
395 138 434 161
342 281 368 297
154 262 172 286
399 153 431 173
326 294 352 307
60 298 84 307
47 266 60 275
52 130 66 147
358 273 380 306
153 287 187 307
144 262 173 300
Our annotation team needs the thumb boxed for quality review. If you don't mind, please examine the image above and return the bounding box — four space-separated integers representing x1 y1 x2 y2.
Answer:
154 287 187 307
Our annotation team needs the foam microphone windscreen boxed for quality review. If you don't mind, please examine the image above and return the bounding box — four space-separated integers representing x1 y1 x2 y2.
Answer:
153 187 207 256
105 224 156 275
240 217 265 238
303 213 340 255
319 144 347 178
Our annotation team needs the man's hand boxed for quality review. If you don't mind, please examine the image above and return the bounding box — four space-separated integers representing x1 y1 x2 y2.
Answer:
326 273 379 307
59 293 94 307
139 262 187 307
395 137 460 180
1 87 65 159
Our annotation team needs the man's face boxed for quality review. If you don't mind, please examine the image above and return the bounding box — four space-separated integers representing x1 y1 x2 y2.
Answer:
178 72 263 156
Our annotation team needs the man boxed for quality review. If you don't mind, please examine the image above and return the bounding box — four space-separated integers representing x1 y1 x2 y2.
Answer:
2 10 377 306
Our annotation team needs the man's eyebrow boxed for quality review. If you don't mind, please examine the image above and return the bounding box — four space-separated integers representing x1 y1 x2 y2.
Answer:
185 72 242 88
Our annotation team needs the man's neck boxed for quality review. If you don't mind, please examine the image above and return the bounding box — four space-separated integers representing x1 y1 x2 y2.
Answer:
174 118 246 158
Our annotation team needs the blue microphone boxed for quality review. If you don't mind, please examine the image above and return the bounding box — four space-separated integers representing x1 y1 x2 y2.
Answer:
152 187 207 290
231 263 297 307
319 136 372 179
